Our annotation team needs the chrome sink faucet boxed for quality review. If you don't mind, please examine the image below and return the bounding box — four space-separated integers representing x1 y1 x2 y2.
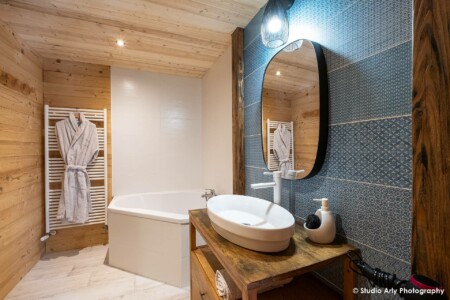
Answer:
201 189 216 201
250 171 282 205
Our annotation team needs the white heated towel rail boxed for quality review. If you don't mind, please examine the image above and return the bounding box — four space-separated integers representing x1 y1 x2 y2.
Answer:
44 105 108 232
267 119 294 171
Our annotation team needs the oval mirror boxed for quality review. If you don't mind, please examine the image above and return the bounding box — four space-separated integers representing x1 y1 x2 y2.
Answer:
261 39 328 180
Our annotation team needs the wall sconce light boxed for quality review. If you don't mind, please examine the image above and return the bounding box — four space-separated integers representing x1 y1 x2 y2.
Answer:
261 0 294 48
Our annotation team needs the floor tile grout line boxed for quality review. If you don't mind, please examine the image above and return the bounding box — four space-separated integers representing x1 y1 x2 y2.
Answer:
317 175 411 191
328 39 413 73
8 245 190 299
330 114 412 126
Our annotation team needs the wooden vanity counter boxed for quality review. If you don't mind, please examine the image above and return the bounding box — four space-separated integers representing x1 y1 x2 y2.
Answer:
189 209 358 300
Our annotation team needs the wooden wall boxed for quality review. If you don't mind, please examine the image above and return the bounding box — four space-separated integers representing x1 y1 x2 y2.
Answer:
232 28 245 194
0 22 44 298
262 85 319 178
262 88 291 160
43 58 112 252
290 86 319 174
412 0 450 291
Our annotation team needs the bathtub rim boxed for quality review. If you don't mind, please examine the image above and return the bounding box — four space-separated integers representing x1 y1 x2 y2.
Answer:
108 189 205 225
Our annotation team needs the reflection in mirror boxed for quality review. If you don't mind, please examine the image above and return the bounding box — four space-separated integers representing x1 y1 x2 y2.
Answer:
261 39 328 180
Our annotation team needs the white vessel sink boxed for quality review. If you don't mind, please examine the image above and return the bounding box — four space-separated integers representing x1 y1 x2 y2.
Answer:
206 195 295 252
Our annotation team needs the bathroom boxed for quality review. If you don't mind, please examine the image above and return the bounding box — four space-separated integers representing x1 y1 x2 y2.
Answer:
0 0 448 299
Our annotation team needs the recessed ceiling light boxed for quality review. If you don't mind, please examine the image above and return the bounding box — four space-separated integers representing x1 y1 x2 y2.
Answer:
116 39 125 47
276 71 281 76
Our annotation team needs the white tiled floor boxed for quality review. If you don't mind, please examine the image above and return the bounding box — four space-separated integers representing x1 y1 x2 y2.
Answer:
6 245 190 300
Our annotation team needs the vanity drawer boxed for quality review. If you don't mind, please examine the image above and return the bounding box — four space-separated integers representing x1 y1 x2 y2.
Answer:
190 247 221 300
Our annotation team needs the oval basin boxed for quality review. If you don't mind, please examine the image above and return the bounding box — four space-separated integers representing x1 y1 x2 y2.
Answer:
207 195 295 252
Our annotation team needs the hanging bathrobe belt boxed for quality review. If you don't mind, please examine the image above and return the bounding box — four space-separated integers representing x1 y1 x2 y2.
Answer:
64 164 91 188
58 164 93 222
63 164 92 211
64 164 90 189
65 164 87 171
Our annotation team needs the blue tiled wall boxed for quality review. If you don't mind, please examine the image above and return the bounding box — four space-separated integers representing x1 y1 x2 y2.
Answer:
243 0 412 298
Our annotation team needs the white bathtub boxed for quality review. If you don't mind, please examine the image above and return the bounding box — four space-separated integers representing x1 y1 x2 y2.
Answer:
108 190 206 287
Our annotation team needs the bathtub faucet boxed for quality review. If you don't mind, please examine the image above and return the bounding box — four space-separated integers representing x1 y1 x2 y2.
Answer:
201 189 216 201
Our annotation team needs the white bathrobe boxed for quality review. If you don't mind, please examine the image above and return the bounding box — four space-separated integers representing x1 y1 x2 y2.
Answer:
273 124 292 177
55 112 99 223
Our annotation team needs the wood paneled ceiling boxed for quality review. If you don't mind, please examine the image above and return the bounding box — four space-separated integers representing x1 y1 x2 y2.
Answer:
0 0 265 78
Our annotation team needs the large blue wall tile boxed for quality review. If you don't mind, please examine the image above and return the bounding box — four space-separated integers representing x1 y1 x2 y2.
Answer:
294 176 411 262
324 0 412 71
244 40 278 78
244 8 264 49
329 42 412 124
243 67 265 107
244 13 413 138
321 117 412 188
244 135 266 168
244 102 262 137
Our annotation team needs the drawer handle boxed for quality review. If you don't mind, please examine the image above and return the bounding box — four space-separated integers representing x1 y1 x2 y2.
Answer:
200 291 207 300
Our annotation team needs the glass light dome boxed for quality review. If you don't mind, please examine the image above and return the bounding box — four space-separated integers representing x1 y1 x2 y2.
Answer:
261 0 289 48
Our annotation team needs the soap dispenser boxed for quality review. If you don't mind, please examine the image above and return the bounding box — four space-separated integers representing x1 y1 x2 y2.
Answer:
303 198 336 244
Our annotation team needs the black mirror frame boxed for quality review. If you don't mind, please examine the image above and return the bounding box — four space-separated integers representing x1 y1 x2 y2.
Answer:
259 39 329 180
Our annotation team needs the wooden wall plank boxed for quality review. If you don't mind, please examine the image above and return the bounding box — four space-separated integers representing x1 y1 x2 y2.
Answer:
0 21 44 299
232 28 245 195
44 224 109 253
43 58 111 253
290 86 320 175
412 0 450 291
43 59 110 77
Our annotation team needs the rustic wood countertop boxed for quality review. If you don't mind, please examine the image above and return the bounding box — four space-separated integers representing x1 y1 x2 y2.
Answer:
189 209 358 300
